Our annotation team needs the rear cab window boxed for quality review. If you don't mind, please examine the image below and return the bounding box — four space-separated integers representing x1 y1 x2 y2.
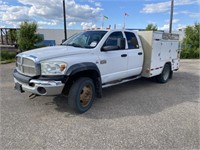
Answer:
125 32 139 49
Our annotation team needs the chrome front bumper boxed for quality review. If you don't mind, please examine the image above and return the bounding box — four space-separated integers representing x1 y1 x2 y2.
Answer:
14 78 65 96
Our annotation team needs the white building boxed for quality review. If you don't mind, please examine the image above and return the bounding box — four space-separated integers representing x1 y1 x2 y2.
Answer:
37 29 82 45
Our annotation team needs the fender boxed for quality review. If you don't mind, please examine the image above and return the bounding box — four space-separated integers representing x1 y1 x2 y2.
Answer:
65 62 102 98
66 62 101 76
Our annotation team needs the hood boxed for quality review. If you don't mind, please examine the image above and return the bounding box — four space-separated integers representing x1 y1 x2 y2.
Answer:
18 46 91 61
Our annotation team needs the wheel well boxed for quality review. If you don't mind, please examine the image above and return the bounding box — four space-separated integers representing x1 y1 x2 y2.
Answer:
62 70 102 97
165 62 173 78
164 62 172 70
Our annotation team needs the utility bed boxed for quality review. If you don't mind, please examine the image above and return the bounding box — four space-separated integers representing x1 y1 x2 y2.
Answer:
138 31 180 78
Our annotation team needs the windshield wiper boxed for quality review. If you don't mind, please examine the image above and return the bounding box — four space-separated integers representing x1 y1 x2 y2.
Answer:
65 43 84 48
63 43 93 49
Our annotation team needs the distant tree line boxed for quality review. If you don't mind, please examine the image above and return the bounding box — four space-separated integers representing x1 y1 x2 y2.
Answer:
145 24 158 31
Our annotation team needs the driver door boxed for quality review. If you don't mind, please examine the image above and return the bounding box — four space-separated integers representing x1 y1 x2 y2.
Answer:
98 31 128 84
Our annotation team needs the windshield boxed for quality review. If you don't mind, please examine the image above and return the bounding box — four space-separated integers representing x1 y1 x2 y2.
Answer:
62 31 107 48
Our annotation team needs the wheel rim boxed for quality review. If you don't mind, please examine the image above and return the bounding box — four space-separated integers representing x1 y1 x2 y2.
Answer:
163 66 170 81
80 84 93 107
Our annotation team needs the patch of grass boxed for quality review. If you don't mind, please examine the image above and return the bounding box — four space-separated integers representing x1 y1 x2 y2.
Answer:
0 59 15 64
0 51 16 63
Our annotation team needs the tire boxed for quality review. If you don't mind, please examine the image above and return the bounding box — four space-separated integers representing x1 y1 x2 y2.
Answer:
68 77 95 113
156 64 171 83
169 70 173 79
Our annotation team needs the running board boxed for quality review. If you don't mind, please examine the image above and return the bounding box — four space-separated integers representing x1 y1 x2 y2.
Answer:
102 76 141 88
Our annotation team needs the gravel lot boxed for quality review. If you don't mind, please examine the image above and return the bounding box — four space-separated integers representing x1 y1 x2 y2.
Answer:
0 59 199 149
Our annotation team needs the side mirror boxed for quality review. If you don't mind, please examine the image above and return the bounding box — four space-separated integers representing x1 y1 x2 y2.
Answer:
102 45 120 51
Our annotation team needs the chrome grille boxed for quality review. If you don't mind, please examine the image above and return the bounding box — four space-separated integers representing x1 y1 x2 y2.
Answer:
16 56 37 76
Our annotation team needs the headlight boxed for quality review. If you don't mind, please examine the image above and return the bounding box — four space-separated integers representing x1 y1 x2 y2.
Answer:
41 62 67 75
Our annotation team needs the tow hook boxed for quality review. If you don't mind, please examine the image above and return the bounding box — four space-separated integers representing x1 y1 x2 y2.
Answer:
29 94 39 99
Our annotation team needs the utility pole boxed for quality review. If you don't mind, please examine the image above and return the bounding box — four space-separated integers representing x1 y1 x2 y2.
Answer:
169 0 174 33
63 0 67 40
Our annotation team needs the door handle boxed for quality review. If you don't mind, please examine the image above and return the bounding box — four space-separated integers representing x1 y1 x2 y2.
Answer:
138 52 143 55
121 54 127 57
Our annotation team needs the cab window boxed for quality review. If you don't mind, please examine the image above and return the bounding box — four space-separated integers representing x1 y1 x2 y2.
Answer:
103 32 124 49
125 32 139 49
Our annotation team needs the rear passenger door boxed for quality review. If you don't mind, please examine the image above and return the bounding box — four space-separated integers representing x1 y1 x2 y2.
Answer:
124 31 143 76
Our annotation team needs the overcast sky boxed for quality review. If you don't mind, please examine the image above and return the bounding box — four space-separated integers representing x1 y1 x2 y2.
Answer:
0 0 199 31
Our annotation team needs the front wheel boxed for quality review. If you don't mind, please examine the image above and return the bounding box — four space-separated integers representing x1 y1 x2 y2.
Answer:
156 64 171 83
68 77 95 113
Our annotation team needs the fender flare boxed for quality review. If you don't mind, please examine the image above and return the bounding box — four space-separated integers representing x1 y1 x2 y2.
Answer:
65 62 102 97
66 62 101 77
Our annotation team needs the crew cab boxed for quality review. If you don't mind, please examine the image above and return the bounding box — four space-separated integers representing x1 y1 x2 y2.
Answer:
13 29 180 113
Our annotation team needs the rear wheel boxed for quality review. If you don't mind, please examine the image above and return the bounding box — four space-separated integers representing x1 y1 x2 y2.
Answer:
156 64 171 83
68 77 95 113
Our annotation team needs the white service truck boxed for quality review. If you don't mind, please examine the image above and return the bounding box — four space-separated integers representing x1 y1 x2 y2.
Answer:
13 29 180 113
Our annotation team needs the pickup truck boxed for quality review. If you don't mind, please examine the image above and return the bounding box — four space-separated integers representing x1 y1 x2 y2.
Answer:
13 29 180 113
